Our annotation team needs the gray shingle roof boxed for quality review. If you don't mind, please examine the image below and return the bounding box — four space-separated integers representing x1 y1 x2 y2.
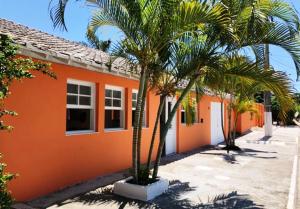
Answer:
0 18 111 64
0 18 137 78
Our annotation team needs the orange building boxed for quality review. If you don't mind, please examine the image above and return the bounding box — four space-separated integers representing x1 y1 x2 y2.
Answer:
0 19 264 201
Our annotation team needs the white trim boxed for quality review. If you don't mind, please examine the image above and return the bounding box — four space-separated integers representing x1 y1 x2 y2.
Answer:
105 85 124 110
132 89 138 110
66 79 96 133
131 89 147 127
104 128 126 132
67 79 95 109
165 97 177 155
105 85 124 91
66 130 98 136
104 85 125 129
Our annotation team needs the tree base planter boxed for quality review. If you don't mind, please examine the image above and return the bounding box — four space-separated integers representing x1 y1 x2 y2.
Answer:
113 177 169 201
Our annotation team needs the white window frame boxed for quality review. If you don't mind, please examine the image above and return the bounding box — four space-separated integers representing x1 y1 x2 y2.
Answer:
105 85 125 130
132 89 147 127
132 89 138 111
66 79 96 134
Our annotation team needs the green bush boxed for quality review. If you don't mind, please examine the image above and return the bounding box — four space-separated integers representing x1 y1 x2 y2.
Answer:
0 156 15 209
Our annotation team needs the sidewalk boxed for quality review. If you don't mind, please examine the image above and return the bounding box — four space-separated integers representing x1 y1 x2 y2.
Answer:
14 126 299 209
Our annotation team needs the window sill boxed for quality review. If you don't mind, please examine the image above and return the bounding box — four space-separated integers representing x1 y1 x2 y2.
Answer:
180 122 201 126
131 127 149 129
104 128 127 132
66 130 98 136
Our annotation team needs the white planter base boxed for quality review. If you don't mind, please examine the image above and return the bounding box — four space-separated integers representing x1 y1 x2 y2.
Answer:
113 177 169 201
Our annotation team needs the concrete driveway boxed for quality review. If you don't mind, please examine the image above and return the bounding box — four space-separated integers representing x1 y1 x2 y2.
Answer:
26 126 299 209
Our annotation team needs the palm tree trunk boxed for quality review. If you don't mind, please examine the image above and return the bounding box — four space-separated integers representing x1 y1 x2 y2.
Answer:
137 75 148 175
132 69 146 183
146 96 166 175
152 77 196 180
232 112 239 145
227 95 233 146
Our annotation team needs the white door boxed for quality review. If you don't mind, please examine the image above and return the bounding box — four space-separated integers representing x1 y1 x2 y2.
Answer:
165 97 177 155
211 102 225 145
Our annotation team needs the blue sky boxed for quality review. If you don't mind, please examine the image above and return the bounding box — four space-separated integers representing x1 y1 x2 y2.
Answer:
0 0 299 91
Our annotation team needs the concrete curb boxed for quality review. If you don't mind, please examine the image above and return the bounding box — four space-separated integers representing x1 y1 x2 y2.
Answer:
287 136 299 209
13 170 128 209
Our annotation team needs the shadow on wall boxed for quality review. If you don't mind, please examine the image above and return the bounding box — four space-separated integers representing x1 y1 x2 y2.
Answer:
53 180 264 209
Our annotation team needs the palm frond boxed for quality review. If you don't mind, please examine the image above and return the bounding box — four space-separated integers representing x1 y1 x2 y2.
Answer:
49 0 71 31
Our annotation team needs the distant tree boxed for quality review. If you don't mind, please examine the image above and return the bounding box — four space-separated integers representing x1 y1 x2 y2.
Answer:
0 34 55 207
80 26 111 52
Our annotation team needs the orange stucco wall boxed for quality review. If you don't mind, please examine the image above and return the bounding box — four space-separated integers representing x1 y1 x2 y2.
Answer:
236 103 264 134
0 57 264 201
177 95 234 153
177 96 263 153
0 61 160 201
177 95 211 153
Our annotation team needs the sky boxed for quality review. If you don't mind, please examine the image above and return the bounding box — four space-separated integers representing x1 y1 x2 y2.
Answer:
0 0 300 91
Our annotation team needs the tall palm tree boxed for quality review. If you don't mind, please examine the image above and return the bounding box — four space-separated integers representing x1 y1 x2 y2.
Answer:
218 0 300 136
50 0 300 182
205 55 294 150
153 15 300 178
49 0 229 184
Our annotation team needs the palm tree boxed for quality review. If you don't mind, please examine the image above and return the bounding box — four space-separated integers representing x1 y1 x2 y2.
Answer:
218 0 300 136
84 26 111 52
50 0 300 182
151 0 300 177
232 100 260 140
205 55 294 150
50 0 229 184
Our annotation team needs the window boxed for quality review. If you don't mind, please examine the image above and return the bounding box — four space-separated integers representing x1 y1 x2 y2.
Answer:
66 79 95 133
105 85 124 129
181 106 186 124
193 98 199 123
132 90 147 127
181 98 198 124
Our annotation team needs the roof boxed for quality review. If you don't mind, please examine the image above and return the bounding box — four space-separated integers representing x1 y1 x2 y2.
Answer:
0 18 215 95
0 18 138 79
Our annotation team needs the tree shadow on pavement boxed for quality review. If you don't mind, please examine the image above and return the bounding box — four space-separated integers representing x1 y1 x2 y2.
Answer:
200 147 277 164
55 180 263 209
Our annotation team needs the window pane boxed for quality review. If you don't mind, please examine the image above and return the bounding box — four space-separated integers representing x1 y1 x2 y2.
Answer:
113 90 121 99
105 98 112 107
105 109 122 128
132 110 136 126
66 108 91 131
67 84 78 94
132 92 137 100
113 99 121 107
181 111 186 124
80 85 91 95
105 89 112 97
80 96 91 106
132 101 137 109
67 95 78 105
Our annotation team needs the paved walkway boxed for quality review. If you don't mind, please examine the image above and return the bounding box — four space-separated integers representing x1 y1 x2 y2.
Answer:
16 126 300 209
